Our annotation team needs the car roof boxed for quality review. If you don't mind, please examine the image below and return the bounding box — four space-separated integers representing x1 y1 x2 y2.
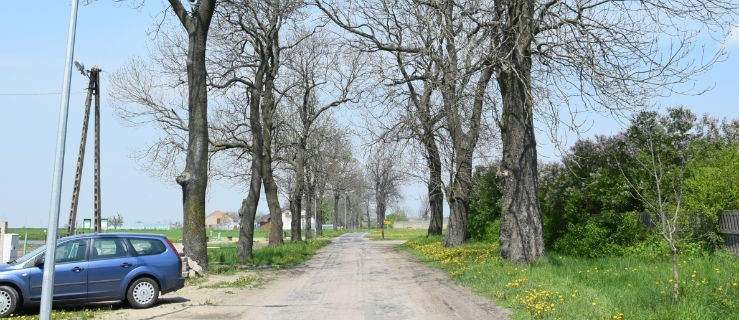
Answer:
60 233 167 241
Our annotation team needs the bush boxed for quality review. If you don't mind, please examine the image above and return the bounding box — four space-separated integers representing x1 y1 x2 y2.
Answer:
468 165 503 242
552 212 644 258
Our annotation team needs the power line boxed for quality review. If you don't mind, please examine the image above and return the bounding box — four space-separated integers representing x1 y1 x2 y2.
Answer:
0 92 61 96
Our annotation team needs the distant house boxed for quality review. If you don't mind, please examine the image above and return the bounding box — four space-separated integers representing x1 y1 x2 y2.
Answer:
257 210 315 230
257 214 271 229
282 210 315 231
205 210 237 230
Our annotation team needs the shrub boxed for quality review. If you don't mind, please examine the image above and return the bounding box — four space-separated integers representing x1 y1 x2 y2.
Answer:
552 212 644 258
468 165 503 242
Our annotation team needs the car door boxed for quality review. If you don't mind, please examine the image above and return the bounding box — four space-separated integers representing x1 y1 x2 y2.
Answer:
28 239 89 302
87 237 135 299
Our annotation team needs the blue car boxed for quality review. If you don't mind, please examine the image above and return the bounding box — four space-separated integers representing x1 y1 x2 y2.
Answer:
0 233 185 317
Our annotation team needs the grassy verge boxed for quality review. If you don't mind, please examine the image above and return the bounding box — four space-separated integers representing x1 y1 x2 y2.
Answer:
207 239 333 272
402 236 739 319
367 228 429 240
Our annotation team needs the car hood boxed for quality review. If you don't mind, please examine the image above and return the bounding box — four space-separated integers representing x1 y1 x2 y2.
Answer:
0 263 16 272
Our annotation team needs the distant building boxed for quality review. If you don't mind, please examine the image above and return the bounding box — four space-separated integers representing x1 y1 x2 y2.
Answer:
205 210 238 230
257 210 315 230
282 210 315 230
257 214 271 229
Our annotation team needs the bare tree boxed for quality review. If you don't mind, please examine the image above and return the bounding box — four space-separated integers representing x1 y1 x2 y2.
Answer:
108 213 124 229
367 143 405 229
209 0 310 246
317 0 495 247
319 0 736 262
112 0 218 270
280 33 366 241
490 0 736 263
305 121 354 235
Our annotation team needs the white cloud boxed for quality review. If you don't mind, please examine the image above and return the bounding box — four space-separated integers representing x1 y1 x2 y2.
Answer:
723 24 739 48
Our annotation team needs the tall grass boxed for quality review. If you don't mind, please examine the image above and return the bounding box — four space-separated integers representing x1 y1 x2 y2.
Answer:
207 240 330 272
402 237 739 319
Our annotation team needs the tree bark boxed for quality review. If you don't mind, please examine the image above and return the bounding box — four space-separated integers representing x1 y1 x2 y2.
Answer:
237 88 265 263
289 142 306 241
333 191 340 230
443 144 474 247
263 145 283 245
170 0 215 271
261 57 283 245
497 0 544 263
316 190 324 236
426 140 444 236
375 193 387 229
304 181 314 240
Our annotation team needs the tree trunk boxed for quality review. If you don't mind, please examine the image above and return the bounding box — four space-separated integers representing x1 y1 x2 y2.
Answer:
426 140 444 236
443 145 474 247
289 143 306 241
304 173 315 240
237 88 264 263
333 191 340 230
316 191 324 236
264 160 283 245
173 1 215 271
346 194 353 230
497 0 544 263
670 240 680 304
375 193 386 229
236 167 259 262
261 66 283 245
305 186 313 240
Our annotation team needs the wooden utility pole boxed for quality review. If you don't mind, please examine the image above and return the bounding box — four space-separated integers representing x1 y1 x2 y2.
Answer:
67 66 102 236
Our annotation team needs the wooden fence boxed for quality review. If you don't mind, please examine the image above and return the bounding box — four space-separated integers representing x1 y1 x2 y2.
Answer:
719 210 739 256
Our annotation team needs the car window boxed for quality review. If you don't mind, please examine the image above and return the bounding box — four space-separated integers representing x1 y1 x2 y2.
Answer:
92 238 130 260
55 239 88 263
128 238 166 256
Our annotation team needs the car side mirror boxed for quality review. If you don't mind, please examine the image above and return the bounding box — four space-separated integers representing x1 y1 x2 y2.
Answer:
34 256 45 267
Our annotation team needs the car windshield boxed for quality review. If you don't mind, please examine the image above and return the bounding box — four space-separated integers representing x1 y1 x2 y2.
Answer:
10 245 46 265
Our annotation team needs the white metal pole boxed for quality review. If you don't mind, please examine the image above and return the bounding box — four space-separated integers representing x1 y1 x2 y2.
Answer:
40 1 80 318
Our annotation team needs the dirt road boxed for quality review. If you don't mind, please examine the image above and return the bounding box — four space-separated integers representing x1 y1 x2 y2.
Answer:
99 232 510 320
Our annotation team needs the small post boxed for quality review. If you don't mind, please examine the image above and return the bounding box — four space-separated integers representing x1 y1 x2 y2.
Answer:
23 232 27 256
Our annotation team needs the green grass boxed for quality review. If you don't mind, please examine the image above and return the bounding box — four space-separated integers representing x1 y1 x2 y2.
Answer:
318 229 354 238
367 227 429 240
402 236 739 320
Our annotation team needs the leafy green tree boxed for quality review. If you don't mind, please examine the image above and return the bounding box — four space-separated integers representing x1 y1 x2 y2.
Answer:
468 166 503 242
684 143 739 244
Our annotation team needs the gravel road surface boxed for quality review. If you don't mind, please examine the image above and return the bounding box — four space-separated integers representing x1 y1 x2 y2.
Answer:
98 232 510 320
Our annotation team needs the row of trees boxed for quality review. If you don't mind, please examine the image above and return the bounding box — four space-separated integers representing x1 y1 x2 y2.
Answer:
111 0 411 270
109 0 736 269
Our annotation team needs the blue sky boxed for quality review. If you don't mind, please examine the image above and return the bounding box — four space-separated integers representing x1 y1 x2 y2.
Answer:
0 1 737 228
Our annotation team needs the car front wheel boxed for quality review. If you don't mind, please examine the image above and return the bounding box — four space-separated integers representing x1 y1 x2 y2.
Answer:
126 277 160 309
0 285 19 318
